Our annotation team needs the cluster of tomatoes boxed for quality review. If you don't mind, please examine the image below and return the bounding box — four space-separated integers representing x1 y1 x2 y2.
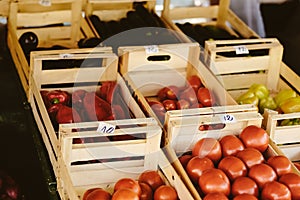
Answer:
82 170 178 200
178 125 300 200
147 75 215 124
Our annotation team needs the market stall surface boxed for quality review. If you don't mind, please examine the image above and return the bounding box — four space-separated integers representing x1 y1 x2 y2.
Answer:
0 23 60 200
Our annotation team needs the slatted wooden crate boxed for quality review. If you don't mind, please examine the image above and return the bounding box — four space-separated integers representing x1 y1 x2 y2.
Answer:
29 48 147 179
161 0 259 45
7 0 96 98
164 112 300 199
205 38 300 164
56 120 194 200
265 111 300 162
118 42 242 132
83 0 185 45
204 38 284 99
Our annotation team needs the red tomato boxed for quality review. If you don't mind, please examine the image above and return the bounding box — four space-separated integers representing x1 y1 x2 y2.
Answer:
83 188 104 200
198 168 231 196
139 182 153 200
179 87 198 105
279 172 300 199
248 163 277 189
138 170 164 191
153 185 178 200
218 156 247 181
267 155 293 177
85 188 111 200
114 178 141 196
178 154 193 169
203 192 229 200
236 148 264 169
176 99 190 109
192 138 222 164
219 135 245 157
187 75 202 92
166 85 180 100
186 156 215 183
231 176 259 197
233 194 258 200
239 125 269 153
197 87 214 107
111 188 139 200
162 99 177 111
261 181 291 200
148 101 166 113
157 87 169 101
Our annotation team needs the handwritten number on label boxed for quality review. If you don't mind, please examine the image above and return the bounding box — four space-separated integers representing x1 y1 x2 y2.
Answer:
97 122 116 134
220 114 236 123
234 45 249 55
59 53 74 59
39 0 51 6
145 45 159 54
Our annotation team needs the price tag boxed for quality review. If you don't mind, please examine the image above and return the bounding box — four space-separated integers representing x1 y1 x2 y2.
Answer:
219 114 236 124
39 0 51 6
97 122 116 134
59 53 74 59
234 45 249 55
144 45 159 54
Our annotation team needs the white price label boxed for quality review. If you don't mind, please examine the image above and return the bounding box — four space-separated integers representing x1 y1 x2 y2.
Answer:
144 45 159 54
39 0 51 6
234 45 249 55
59 53 74 59
97 122 116 134
219 114 236 124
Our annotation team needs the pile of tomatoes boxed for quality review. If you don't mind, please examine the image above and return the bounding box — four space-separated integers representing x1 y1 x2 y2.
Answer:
82 170 178 200
147 75 215 124
179 125 300 200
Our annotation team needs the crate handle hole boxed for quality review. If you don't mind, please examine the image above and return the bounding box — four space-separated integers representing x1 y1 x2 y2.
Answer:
198 123 226 131
147 55 171 62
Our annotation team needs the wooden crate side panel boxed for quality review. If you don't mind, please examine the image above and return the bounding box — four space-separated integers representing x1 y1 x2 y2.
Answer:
9 0 82 46
221 73 268 92
213 56 270 75
7 28 30 96
205 38 283 91
279 144 300 162
167 112 263 153
30 78 60 176
0 0 9 16
266 110 300 145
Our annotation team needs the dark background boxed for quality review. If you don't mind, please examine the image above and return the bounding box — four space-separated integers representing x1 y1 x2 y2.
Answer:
261 0 300 76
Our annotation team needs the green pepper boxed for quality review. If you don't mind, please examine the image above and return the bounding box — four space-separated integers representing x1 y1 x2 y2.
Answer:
280 118 300 126
274 89 297 107
259 96 277 114
249 84 269 100
237 91 255 102
280 97 300 113
237 95 259 106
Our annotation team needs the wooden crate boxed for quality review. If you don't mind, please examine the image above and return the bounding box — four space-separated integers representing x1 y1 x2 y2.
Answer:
265 110 300 162
29 48 147 179
118 42 240 130
204 38 284 98
205 37 300 164
164 112 299 199
7 0 96 98
83 0 185 45
161 0 259 44
56 121 194 200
